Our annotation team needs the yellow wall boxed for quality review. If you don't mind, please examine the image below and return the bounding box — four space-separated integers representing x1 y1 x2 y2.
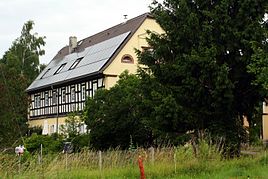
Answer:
263 115 268 143
263 103 268 144
103 76 119 89
103 17 164 88
28 116 67 135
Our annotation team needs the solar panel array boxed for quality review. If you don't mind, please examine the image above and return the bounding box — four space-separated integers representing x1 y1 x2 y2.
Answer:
27 31 131 91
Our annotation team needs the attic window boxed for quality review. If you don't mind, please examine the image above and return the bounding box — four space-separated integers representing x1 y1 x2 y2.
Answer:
40 68 51 79
121 54 134 64
54 63 66 75
69 57 83 70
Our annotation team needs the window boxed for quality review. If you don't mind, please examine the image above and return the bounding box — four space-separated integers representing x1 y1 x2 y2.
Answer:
50 125 55 134
41 68 51 79
45 93 49 106
62 89 66 103
35 95 41 108
71 87 75 102
52 91 57 105
34 97 37 108
69 57 83 70
54 63 66 75
71 103 76 111
82 86 86 100
98 78 103 87
92 82 97 97
121 54 134 64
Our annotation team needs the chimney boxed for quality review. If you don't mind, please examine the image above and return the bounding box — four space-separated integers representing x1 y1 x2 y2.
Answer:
123 14 128 23
69 36 77 53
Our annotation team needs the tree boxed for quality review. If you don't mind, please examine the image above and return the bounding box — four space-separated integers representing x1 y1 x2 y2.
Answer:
60 111 84 138
0 63 29 147
137 70 194 145
84 71 152 150
138 0 268 155
0 21 46 148
1 20 46 83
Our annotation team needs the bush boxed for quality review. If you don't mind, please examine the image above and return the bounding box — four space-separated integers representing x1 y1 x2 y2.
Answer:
27 126 42 135
67 134 91 152
24 133 63 153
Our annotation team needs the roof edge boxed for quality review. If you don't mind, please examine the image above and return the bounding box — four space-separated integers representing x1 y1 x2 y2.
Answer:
99 13 151 72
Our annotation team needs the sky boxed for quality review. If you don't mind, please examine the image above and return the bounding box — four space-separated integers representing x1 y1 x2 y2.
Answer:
0 0 152 64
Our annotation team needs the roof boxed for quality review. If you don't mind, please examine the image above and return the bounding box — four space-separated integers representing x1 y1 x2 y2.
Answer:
26 13 152 93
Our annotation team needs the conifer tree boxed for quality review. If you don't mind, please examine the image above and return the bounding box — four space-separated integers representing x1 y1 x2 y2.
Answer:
138 0 268 155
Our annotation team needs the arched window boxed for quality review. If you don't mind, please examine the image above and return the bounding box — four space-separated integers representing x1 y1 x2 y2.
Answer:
121 54 134 64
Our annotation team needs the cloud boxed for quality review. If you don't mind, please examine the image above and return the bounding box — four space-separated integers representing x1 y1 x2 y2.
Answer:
0 0 151 64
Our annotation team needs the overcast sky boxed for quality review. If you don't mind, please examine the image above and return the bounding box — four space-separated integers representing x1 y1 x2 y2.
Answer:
0 0 152 64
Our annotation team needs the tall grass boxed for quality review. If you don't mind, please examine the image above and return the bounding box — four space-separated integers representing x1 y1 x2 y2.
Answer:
1 141 268 178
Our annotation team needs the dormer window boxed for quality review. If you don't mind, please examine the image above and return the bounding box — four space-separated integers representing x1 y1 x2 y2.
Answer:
121 54 134 64
40 68 51 79
69 57 83 70
54 63 66 75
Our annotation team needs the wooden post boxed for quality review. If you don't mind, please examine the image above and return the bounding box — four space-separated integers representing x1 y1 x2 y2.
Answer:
18 155 21 174
149 147 154 164
38 144 43 165
99 151 102 171
65 152 68 170
174 148 177 174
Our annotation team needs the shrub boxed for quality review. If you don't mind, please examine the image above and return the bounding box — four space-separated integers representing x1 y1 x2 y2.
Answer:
68 134 91 152
24 133 63 153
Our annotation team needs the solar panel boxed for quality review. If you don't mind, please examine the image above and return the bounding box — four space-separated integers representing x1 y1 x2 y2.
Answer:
27 31 130 91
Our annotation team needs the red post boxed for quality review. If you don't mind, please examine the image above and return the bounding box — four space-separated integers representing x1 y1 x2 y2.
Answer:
138 155 145 179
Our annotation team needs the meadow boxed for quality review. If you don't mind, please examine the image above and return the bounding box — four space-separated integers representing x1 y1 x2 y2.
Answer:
1 142 268 179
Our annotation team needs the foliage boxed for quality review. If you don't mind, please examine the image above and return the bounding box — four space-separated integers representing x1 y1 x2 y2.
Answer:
137 71 195 146
0 21 46 148
137 0 268 155
71 134 91 152
248 104 263 145
57 111 90 152
84 71 152 150
60 111 84 138
0 63 29 147
28 126 43 135
1 20 46 83
24 133 63 153
39 63 47 72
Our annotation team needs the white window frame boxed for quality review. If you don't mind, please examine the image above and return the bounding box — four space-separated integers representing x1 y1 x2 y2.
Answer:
54 63 66 75
92 82 97 97
52 91 57 105
45 93 49 106
82 86 86 100
35 95 41 108
71 87 75 102
62 89 66 103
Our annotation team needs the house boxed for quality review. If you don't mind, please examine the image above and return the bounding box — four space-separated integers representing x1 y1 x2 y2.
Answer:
26 13 163 135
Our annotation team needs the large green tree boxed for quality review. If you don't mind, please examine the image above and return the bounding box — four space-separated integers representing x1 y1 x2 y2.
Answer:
84 72 152 150
0 21 45 148
138 0 268 155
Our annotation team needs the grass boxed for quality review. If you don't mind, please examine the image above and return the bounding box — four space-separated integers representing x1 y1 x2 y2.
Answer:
1 145 268 178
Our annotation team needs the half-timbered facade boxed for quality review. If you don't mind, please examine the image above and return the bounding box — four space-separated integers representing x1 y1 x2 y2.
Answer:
26 13 164 135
